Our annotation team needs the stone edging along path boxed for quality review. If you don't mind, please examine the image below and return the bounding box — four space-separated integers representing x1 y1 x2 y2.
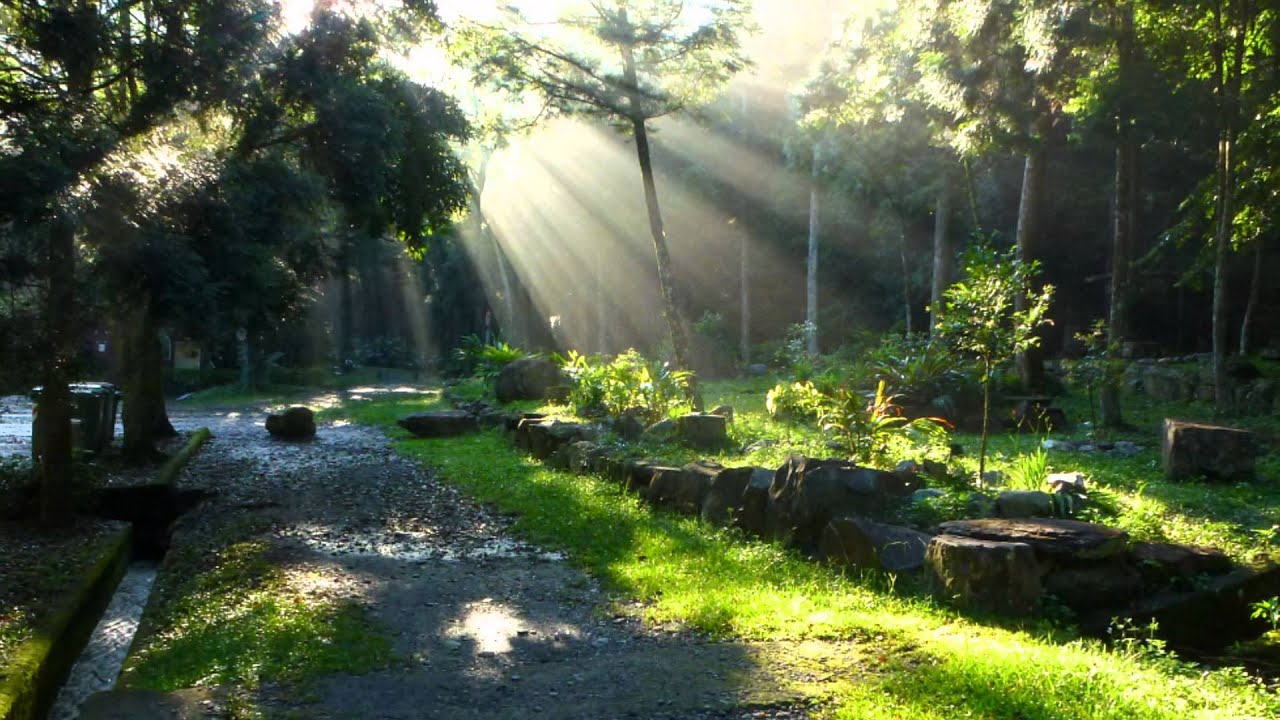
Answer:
0 428 210 720
405 402 1279 652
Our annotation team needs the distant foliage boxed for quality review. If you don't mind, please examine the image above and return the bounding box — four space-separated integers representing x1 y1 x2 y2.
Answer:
454 335 529 381
818 380 950 466
559 349 693 424
867 334 966 405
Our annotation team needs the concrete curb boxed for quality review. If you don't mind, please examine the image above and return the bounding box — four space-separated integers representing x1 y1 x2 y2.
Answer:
0 526 131 720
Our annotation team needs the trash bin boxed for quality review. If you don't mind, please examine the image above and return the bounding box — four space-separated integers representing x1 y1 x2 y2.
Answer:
31 382 120 456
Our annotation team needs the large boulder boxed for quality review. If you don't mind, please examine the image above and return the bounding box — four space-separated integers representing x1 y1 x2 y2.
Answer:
995 490 1055 519
676 413 728 450
1162 419 1257 483
700 466 761 526
495 358 565 403
819 517 932 573
926 535 1041 615
936 518 1129 561
266 406 316 440
398 410 476 438
768 455 917 550
522 419 596 460
648 461 722 514
735 468 777 538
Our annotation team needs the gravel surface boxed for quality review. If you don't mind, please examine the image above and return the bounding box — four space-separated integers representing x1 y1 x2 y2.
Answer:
76 397 838 719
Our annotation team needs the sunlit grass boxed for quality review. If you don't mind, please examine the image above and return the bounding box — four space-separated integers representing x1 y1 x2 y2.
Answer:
336 391 1280 719
122 529 392 692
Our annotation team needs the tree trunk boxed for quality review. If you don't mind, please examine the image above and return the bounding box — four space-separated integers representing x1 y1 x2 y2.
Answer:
806 141 821 356
38 216 76 527
1211 0 1245 415
739 231 750 365
930 176 952 337
1240 236 1263 355
1014 112 1049 392
900 229 912 335
1103 10 1136 429
620 24 699 408
120 301 174 461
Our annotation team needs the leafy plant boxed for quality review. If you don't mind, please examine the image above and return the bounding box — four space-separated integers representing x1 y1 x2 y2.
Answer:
817 380 950 466
1005 447 1050 491
559 349 693 424
867 333 965 405
765 380 825 422
1063 319 1127 431
453 335 530 381
934 245 1054 486
1250 597 1280 632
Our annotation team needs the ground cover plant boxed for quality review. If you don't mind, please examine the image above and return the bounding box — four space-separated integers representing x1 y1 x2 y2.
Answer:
119 516 393 698
335 383 1280 719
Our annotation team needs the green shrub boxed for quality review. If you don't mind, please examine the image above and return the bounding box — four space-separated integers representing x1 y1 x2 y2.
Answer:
452 335 530 381
818 380 950 466
764 380 825 422
867 334 967 406
559 349 693 423
1004 447 1050 491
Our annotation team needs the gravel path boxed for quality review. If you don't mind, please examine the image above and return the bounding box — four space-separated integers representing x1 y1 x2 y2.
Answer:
77 397 837 719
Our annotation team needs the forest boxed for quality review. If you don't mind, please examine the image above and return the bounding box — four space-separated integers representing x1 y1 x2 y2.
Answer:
2 1 1280 719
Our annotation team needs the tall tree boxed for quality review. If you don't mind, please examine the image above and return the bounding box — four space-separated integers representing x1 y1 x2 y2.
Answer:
0 0 272 521
457 0 752 404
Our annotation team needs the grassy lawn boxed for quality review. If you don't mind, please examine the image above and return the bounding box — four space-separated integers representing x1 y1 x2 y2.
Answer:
119 515 393 700
334 383 1280 720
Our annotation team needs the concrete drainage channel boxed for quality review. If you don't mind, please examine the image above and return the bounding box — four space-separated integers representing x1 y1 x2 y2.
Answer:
14 432 212 720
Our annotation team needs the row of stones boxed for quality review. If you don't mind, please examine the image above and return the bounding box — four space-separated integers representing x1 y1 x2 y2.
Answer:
481 412 1239 621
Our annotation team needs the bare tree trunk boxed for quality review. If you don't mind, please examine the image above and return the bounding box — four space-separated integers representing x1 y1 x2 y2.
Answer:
1211 0 1245 414
739 232 750 365
38 216 75 526
930 176 952 337
620 27 700 408
806 141 821 356
120 300 175 462
1240 236 1263 355
900 229 912 335
1103 8 1136 428
1014 112 1049 392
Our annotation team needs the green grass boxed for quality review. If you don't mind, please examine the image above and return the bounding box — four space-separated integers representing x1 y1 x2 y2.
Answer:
335 389 1280 720
121 522 392 692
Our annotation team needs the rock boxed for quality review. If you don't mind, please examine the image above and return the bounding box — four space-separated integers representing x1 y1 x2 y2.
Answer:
965 492 997 518
741 439 777 453
911 488 945 504
768 455 917 550
1162 419 1257 483
981 470 1004 487
477 408 516 429
625 461 671 495
926 535 1041 615
1225 355 1262 381
642 418 677 443
708 405 734 423
1041 438 1071 451
563 441 604 473
676 413 728 450
266 406 316 439
747 363 769 376
1131 542 1233 583
1084 563 1280 651
1045 472 1086 494
523 419 596 460
937 518 1129 561
699 465 758 526
649 461 722 514
922 459 950 481
1111 441 1142 456
735 468 776 538
995 490 1055 519
397 410 476 438
1043 559 1144 612
820 517 932 573
495 358 565 403
1240 378 1277 416
611 412 646 442
894 460 922 477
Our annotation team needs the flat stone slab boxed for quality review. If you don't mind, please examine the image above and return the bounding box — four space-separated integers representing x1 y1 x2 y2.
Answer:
926 535 1041 615
398 411 477 438
937 518 1129 560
